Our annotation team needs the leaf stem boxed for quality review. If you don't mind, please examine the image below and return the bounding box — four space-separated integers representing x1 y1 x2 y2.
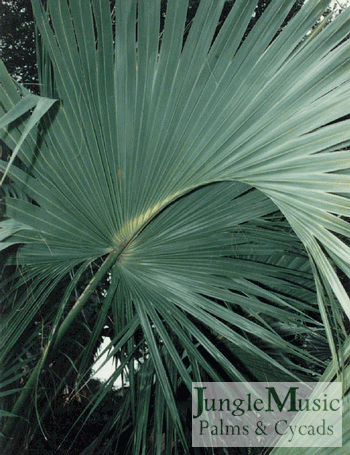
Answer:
0 248 121 444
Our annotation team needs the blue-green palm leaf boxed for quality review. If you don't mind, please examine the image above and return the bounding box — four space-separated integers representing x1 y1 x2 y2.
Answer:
1 1 350 453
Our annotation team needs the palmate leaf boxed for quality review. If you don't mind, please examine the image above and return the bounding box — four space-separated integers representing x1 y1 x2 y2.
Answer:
0 60 57 186
1 0 350 453
269 336 350 455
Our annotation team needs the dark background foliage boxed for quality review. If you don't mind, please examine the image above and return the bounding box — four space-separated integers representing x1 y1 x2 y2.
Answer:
0 0 37 89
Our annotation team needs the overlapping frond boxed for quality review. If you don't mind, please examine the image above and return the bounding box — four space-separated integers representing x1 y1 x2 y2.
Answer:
1 0 350 453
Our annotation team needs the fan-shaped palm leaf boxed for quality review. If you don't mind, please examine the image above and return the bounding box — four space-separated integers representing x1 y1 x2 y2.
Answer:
1 0 350 453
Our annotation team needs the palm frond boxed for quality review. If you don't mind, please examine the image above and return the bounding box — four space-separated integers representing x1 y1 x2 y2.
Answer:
1 1 350 453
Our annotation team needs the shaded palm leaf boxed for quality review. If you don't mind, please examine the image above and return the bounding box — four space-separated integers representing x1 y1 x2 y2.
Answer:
1 0 350 453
